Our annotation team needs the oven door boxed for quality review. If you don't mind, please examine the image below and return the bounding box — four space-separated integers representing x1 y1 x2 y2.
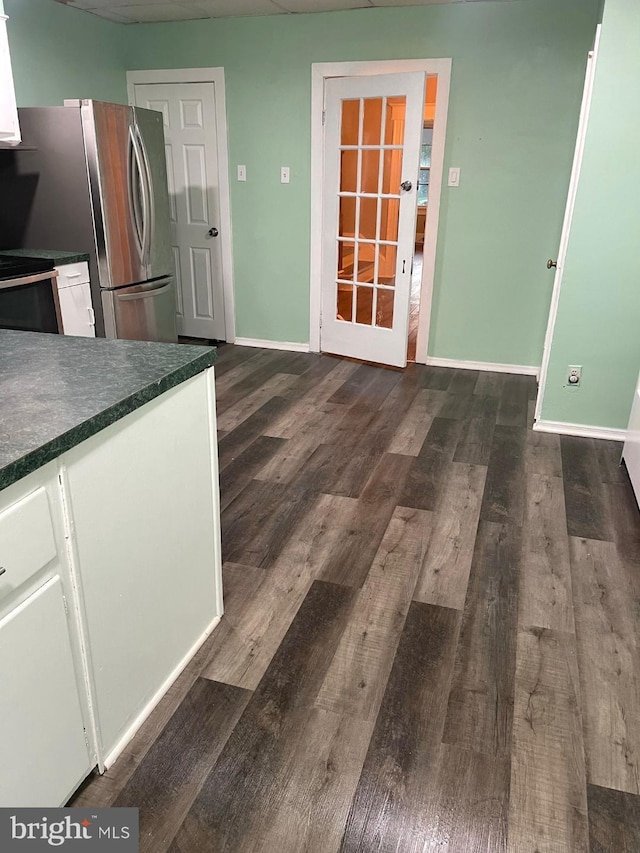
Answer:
0 272 61 334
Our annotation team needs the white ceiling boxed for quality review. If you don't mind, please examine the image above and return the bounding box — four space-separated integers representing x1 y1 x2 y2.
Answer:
54 0 506 24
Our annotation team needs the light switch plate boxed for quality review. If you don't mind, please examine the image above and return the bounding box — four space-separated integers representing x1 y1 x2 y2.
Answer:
448 167 461 187
281 166 290 184
237 165 246 182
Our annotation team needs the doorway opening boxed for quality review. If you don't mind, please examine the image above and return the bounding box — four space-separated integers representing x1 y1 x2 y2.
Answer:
408 76 437 363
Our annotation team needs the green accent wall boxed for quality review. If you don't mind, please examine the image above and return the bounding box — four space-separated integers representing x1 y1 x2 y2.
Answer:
4 0 599 362
125 0 599 351
4 0 128 106
540 0 640 430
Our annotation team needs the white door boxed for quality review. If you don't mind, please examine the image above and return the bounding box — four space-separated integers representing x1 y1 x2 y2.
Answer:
321 72 425 367
133 82 226 340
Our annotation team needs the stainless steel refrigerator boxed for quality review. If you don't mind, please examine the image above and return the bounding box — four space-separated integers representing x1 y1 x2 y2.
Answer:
0 100 177 342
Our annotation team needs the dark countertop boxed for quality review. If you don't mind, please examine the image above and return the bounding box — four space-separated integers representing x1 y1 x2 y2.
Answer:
0 331 216 491
0 249 90 266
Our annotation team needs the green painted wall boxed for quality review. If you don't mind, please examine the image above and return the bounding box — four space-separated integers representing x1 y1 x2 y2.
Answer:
4 0 128 106
540 0 640 429
127 0 599 352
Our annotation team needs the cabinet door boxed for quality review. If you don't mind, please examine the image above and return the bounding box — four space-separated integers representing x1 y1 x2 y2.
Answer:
0 15 19 142
57 283 96 337
0 577 91 807
63 368 222 763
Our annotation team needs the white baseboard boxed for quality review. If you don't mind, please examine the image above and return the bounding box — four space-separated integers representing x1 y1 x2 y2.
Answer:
533 419 626 442
234 337 310 353
425 356 539 377
102 615 221 770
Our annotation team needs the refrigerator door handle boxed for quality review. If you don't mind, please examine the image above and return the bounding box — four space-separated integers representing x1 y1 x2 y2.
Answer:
135 122 155 271
117 278 172 301
128 124 145 259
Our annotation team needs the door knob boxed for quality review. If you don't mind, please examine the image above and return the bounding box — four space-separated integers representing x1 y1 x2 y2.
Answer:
400 181 413 192
547 259 557 269
208 227 219 237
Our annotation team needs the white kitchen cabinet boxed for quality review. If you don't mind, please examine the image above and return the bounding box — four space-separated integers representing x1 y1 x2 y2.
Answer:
62 367 222 765
0 578 91 807
0 465 92 807
0 14 20 143
57 261 95 337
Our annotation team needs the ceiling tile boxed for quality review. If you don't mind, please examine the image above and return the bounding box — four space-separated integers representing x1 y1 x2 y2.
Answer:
276 0 370 11
177 0 286 16
110 2 208 21
368 0 457 5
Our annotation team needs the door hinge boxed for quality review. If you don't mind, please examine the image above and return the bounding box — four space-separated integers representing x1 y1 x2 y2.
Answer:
322 110 326 126
62 594 69 615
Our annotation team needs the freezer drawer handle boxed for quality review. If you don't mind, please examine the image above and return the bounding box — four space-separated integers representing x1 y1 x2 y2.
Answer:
118 281 172 301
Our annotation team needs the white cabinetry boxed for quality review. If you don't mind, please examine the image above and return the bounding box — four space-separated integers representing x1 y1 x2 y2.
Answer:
63 367 222 765
0 469 92 807
0 14 20 144
57 261 95 337
623 374 640 503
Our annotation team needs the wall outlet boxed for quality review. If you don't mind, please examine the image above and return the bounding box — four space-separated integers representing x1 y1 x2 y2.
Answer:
448 167 461 187
237 165 246 182
567 365 582 387
281 166 290 184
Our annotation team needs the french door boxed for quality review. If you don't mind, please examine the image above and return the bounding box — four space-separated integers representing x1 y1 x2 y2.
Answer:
321 72 425 367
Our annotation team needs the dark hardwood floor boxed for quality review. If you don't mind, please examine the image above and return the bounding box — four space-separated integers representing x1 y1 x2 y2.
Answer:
71 345 640 852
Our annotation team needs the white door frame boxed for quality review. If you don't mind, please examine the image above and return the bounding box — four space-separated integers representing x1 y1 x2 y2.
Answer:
534 26 601 426
127 67 236 342
310 58 452 363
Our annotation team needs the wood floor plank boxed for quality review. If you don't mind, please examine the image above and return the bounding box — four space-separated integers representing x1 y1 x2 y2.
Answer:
421 364 453 390
413 462 487 610
217 396 292 471
112 678 252 853
453 404 497 466
570 536 640 794
221 562 265 616
561 436 613 541
171 580 357 853
448 369 480 395
219 435 286 511
442 521 520 756
438 391 476 421
216 372 297 432
256 402 345 485
507 627 588 853
320 453 413 588
213 345 267 378
327 362 397 406
519 473 575 633
524 429 563 477
339 600 460 853
399 417 463 511
221 478 318 569
215 350 299 413
239 708 373 853
596 439 625 484
496 374 532 428
480 425 526 526
316 506 432 721
473 371 504 397
419 744 510 853
205 495 360 690
588 783 640 853
386 389 443 456
284 442 378 499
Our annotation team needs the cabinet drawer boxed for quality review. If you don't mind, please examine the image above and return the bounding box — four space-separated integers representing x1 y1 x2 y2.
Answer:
0 487 57 604
56 262 90 289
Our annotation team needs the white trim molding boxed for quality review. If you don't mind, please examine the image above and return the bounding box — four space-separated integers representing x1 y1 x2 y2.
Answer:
234 337 310 353
533 419 625 442
126 67 236 343
310 58 452 364
425 356 539 377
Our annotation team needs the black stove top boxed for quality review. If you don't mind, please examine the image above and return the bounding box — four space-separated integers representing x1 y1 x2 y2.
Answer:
0 254 55 281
